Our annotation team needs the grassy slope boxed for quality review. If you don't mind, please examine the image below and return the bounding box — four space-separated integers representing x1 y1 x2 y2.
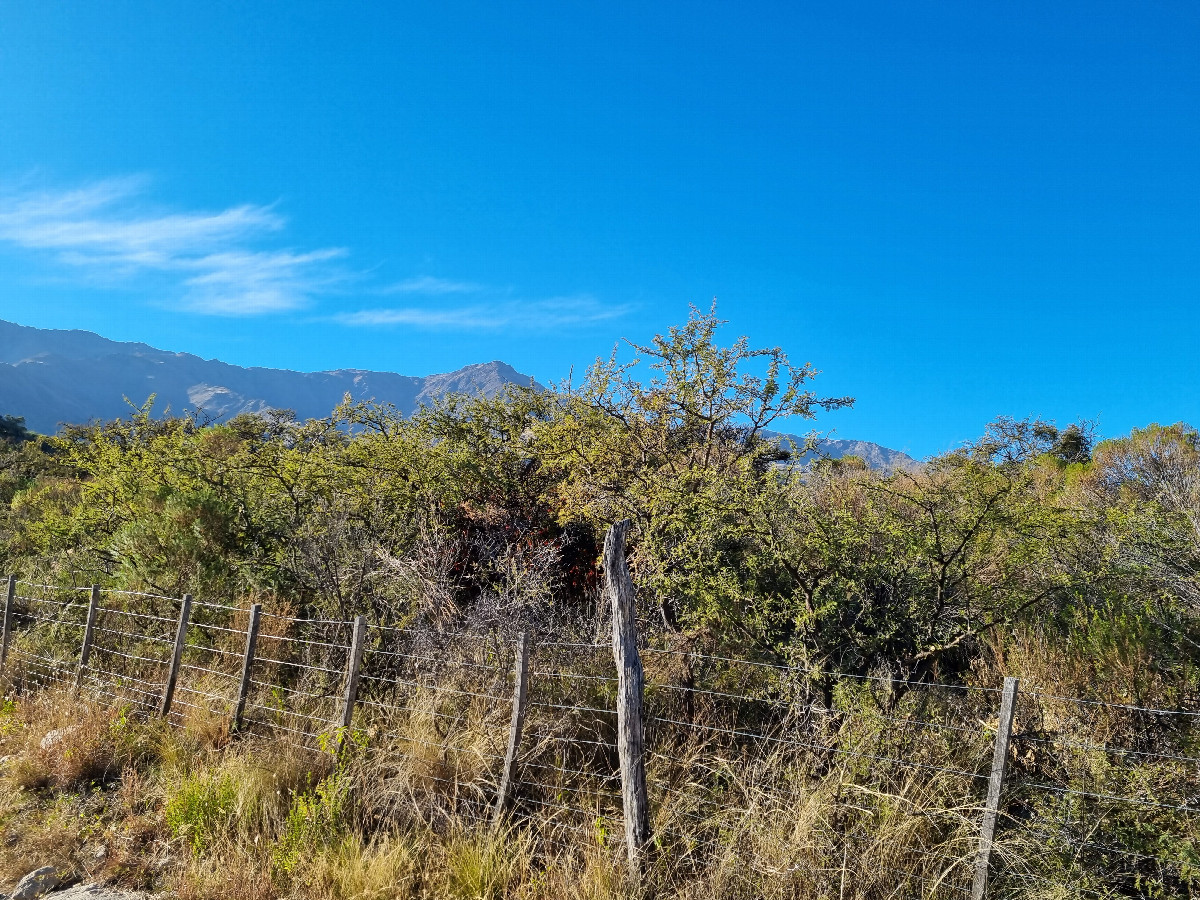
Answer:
0 686 980 900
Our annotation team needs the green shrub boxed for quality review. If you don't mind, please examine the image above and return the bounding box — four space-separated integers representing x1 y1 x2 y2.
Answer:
164 771 238 856
273 768 349 875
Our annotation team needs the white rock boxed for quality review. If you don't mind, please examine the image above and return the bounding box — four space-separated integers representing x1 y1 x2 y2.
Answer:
11 866 59 900
38 727 80 753
43 886 145 899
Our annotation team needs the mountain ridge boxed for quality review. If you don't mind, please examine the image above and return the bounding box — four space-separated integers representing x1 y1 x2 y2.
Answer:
767 431 918 474
0 319 917 470
0 319 538 433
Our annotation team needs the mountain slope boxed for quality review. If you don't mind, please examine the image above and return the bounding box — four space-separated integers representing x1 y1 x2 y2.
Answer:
0 319 918 471
770 431 920 474
0 319 539 434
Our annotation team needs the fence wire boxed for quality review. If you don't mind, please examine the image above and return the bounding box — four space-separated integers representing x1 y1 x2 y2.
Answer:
1 581 1197 898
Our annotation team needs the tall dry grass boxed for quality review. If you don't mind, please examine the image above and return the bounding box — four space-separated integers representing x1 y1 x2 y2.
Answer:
0 593 1196 899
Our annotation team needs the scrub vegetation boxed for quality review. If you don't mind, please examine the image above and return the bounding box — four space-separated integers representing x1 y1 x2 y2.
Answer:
0 307 1197 898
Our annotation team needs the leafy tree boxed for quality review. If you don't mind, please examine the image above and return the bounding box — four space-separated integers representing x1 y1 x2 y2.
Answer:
0 415 32 446
722 442 1080 681
0 312 1194 712
1078 423 1200 618
527 305 851 634
0 416 58 569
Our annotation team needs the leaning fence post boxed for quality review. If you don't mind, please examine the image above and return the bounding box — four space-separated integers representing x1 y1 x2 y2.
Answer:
338 616 368 737
74 584 101 692
972 676 1019 900
160 594 193 717
231 603 262 733
606 519 651 873
493 631 533 827
1 575 15 669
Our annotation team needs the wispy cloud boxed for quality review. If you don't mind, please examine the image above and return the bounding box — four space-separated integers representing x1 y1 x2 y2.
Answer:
0 178 346 316
0 177 630 330
337 295 629 331
381 275 483 295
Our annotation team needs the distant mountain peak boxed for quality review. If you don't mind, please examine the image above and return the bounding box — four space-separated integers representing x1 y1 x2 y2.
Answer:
769 431 919 475
0 319 541 434
0 320 913 473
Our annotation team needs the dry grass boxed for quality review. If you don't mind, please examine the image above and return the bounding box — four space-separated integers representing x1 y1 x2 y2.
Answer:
172 848 277 900
289 834 422 900
3 690 125 790
0 616 1195 900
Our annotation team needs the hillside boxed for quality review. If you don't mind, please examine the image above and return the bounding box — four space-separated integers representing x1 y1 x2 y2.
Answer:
0 319 918 470
772 432 919 473
0 310 1195 900
0 319 540 434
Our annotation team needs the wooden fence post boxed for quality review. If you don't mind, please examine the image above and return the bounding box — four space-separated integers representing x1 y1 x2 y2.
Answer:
75 585 101 691
160 594 192 717
606 519 651 873
493 631 532 827
1 575 15 670
232 603 262 733
339 616 367 733
971 676 1019 900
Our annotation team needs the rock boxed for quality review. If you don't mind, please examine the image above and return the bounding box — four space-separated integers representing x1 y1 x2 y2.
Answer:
11 866 59 900
39 727 80 753
4 883 146 900
55 887 144 899
40 887 145 900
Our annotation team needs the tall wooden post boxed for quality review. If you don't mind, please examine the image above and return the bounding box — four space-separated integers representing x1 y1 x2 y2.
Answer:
232 603 262 732
606 519 651 872
0 575 15 669
160 594 193 717
972 676 1019 900
339 616 367 732
493 631 532 826
75 585 101 691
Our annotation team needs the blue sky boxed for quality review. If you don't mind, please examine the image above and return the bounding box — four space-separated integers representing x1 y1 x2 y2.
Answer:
0 2 1197 458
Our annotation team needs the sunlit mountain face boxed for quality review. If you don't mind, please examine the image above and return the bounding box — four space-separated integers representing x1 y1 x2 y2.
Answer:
0 319 541 434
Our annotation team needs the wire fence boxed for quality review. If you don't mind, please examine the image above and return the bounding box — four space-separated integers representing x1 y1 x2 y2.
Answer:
1 576 1197 899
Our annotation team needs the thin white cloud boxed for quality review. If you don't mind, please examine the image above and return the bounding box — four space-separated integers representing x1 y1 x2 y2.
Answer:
381 275 483 295
0 179 345 316
0 177 626 328
337 295 629 331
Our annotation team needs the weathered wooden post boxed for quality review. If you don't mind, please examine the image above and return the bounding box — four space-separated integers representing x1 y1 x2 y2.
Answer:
232 603 262 732
493 631 532 827
338 616 368 734
0 575 15 669
972 676 1019 900
160 594 193 717
75 584 101 691
606 519 651 873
